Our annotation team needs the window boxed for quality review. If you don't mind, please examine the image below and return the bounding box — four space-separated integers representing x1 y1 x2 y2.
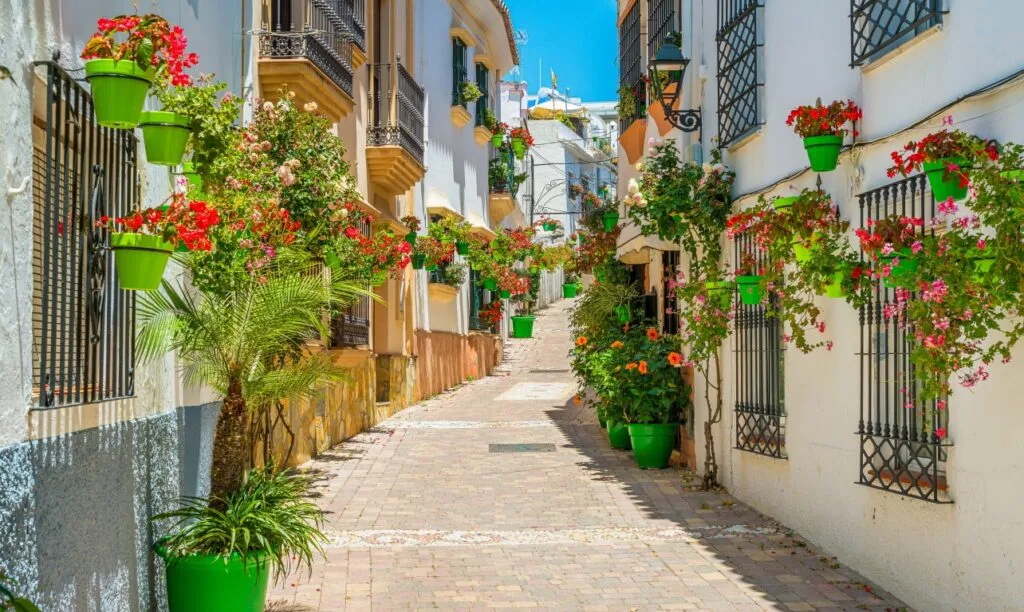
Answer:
647 0 675 60
469 268 490 331
330 218 372 348
475 64 490 127
850 0 945 66
856 174 951 502
617 0 646 127
32 62 138 409
733 234 785 458
452 38 468 107
716 0 762 146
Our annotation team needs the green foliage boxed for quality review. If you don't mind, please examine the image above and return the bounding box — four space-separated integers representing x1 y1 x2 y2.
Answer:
460 81 483 104
439 262 468 288
155 74 242 183
0 569 39 612
428 215 472 245
153 467 326 580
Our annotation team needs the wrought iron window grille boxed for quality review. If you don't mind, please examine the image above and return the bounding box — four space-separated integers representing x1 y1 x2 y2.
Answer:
850 0 945 67
31 58 138 409
452 38 468 107
857 173 952 503
475 64 490 127
618 0 647 127
733 234 785 458
647 0 675 62
716 0 763 147
367 61 426 166
331 219 372 348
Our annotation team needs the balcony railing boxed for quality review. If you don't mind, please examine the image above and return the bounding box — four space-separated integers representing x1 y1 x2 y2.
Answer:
332 0 366 52
260 0 355 99
368 62 426 166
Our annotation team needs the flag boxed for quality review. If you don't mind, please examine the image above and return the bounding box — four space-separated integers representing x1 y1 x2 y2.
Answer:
551 68 558 91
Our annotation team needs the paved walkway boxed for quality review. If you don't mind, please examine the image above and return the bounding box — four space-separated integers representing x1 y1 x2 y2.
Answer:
267 301 907 611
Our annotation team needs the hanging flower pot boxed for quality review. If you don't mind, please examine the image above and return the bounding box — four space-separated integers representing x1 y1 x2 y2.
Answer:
110 233 174 291
404 232 417 246
425 261 438 272
735 275 763 305
803 135 843 172
822 270 846 298
542 221 556 231
84 59 156 129
511 137 527 160
510 315 535 338
879 248 919 288
971 255 996 281
491 134 504 148
180 161 202 191
411 253 426 269
562 283 578 298
602 210 619 232
615 304 630 324
791 234 818 263
139 111 192 166
773 196 799 213
705 281 734 310
499 289 511 299
923 158 970 202
529 265 539 273
455 240 470 256
482 277 498 291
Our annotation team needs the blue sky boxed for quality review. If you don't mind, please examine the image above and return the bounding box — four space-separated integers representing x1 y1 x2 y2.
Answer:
505 0 618 102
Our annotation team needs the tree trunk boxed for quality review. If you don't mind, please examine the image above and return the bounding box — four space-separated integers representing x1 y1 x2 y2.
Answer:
209 378 250 506
701 352 723 490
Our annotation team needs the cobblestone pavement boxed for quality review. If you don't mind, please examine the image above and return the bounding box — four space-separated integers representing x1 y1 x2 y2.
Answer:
266 301 908 611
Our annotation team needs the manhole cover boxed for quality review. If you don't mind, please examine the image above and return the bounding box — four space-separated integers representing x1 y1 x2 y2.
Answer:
489 443 556 453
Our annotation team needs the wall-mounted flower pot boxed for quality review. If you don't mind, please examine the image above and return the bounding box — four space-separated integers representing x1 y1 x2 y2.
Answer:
578 234 586 245
483 277 499 291
511 137 527 160
879 248 918 288
791 234 818 263
542 221 556 231
607 420 632 450
491 134 503 147
510 315 535 338
411 253 426 269
455 240 470 255
822 271 846 298
773 196 799 212
425 262 438 271
924 158 970 202
735 275 763 305
156 544 269 612
803 134 843 172
627 422 679 469
180 161 202 191
602 210 619 232
529 265 539 273
705 281 734 310
110 233 173 291
139 111 192 166
405 232 417 245
972 255 995 281
562 283 578 298
615 304 630 324
84 59 156 129
499 289 511 299
595 270 606 283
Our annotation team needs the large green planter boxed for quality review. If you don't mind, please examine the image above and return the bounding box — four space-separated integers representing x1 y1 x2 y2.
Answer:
510 315 535 338
735 275 763 305
562 283 578 298
411 253 426 269
110 233 173 291
607 420 632 450
483 277 499 291
615 304 630 324
924 158 970 202
602 210 619 232
455 240 470 256
139 111 191 166
803 134 843 172
627 423 678 469
879 248 918 288
157 546 269 612
499 289 511 299
705 281 734 310
85 59 156 129
491 134 504 147
511 137 527 160
773 196 799 213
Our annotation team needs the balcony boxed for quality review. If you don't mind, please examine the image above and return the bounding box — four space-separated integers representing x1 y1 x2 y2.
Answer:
334 0 367 68
258 0 356 122
488 154 518 226
366 62 426 196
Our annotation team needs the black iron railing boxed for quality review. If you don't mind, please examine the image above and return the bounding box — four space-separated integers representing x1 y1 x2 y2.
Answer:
32 59 137 408
850 0 945 66
857 173 951 503
489 148 517 194
368 62 426 166
333 0 366 52
733 232 785 458
661 251 679 335
618 0 645 128
716 0 762 146
648 0 675 60
331 218 372 347
260 0 355 99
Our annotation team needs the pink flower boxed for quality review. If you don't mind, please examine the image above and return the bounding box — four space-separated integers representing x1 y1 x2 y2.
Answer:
942 115 954 126
910 240 923 255
937 198 958 216
935 427 947 440
977 238 987 251
881 243 895 256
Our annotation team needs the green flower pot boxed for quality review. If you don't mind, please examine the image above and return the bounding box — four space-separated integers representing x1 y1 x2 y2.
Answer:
511 138 527 160
110 233 173 291
598 418 607 429
823 271 846 298
511 315 535 338
139 111 191 166
425 262 438 272
803 134 843 172
483 278 499 291
736 275 763 305
529 265 540 274
157 545 269 612
562 283 578 298
180 161 202 191
543 222 556 231
628 423 678 469
491 134 504 147
972 256 995 281
595 270 606 283
924 158 970 202
705 281 734 310
405 232 418 245
455 240 470 255
84 59 156 129
602 210 619 232
615 304 630 324
773 196 799 212
607 420 632 450
879 248 918 288
499 289 511 299
411 253 426 269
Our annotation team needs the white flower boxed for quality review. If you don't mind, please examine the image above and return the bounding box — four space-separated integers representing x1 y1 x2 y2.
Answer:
262 101 273 111
627 178 641 195
304 102 318 112
702 163 713 174
712 163 725 174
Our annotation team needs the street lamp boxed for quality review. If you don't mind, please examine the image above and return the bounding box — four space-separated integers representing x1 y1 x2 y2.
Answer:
648 33 701 133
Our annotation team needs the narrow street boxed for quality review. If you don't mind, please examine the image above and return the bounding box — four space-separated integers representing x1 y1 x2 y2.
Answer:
267 300 906 611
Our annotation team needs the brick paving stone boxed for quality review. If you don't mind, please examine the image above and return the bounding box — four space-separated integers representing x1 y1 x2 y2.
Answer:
266 300 909 611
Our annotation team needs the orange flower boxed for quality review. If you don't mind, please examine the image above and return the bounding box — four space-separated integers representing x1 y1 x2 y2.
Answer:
646 328 658 341
576 336 588 346
611 340 624 349
573 395 582 406
638 360 649 374
625 362 638 371
668 352 683 367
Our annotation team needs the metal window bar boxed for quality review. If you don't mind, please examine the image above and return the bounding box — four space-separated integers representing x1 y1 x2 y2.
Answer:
857 173 951 503
850 0 945 66
648 0 675 60
367 62 426 166
331 219 372 347
259 0 355 99
475 64 490 127
489 147 516 194
32 59 137 409
469 269 486 330
618 0 645 127
452 38 468 107
661 251 679 335
732 233 786 458
716 0 763 146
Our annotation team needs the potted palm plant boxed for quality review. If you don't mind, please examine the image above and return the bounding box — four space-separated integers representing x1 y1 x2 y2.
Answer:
786 99 861 172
